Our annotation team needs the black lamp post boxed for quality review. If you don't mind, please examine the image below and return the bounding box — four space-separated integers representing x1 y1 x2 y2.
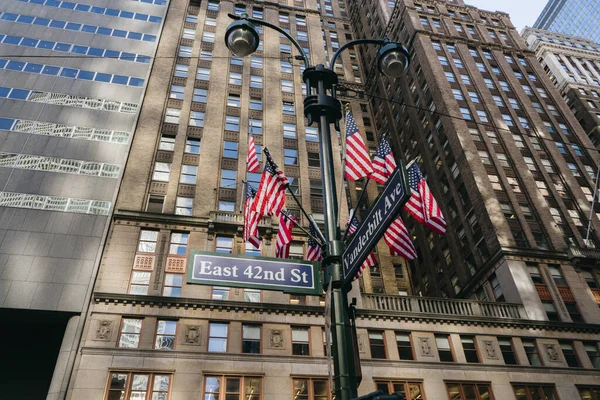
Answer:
225 14 409 400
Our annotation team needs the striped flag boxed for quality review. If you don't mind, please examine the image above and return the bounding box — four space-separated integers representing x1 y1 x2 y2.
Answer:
346 216 377 281
243 183 261 248
369 136 397 185
306 223 323 261
344 109 374 181
276 211 296 258
247 134 260 173
252 149 289 217
384 217 417 260
404 162 447 234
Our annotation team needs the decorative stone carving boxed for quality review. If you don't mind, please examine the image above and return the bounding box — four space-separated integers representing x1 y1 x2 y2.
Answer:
94 320 113 341
483 340 498 359
358 335 365 352
419 337 433 357
184 325 201 345
270 330 284 349
544 343 560 361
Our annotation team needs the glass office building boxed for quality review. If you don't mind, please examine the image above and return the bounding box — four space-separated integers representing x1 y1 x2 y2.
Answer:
534 0 600 43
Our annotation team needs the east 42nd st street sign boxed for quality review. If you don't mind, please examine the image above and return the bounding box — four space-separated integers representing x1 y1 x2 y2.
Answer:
187 252 322 295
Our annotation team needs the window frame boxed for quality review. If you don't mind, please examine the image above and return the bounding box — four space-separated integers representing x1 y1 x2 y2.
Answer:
207 322 229 353
242 324 262 354
104 371 172 400
291 326 311 356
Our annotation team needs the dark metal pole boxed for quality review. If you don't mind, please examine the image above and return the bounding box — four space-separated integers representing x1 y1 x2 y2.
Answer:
313 74 357 400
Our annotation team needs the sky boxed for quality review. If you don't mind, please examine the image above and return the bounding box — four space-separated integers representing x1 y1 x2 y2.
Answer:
464 0 549 32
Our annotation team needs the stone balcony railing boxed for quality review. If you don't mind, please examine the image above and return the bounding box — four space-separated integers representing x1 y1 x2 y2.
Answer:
361 294 528 320
209 211 271 226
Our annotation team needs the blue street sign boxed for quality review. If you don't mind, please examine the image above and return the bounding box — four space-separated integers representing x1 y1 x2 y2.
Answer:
342 166 411 285
187 252 322 295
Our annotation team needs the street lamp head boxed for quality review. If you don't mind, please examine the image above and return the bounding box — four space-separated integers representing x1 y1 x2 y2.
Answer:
376 43 410 78
225 18 259 57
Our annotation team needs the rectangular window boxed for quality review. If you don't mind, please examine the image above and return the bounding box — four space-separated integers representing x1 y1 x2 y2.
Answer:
250 98 262 111
211 287 229 300
193 88 207 103
251 57 263 69
208 323 228 352
375 381 424 400
282 101 295 115
189 111 204 127
306 127 318 142
242 324 261 354
220 169 237 188
498 337 518 364
461 336 479 363
229 72 242 85
169 232 188 255
165 108 180 124
155 320 176 350
175 64 188 77
203 376 261 400
169 85 184 99
185 138 201 154
560 341 580 367
223 141 238 158
216 236 233 253
227 94 241 107
225 116 240 131
118 318 142 348
282 80 294 93
175 197 193 216
513 385 557 400
584 342 600 369
292 326 310 355
446 383 493 400
283 123 296 138
152 162 170 182
105 372 171 400
244 287 261 302
436 334 454 362
578 386 600 400
543 301 560 321
197 68 210 81
250 75 263 88
368 330 386 359
522 339 542 366
249 119 263 135
179 165 197 184
396 332 414 360
284 148 298 165
163 269 184 296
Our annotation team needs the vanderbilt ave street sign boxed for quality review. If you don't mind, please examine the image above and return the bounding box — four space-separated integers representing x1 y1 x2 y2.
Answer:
342 167 411 285
187 251 322 295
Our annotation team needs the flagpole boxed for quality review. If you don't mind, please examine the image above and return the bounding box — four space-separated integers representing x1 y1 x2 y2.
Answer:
337 105 350 231
341 178 370 244
585 165 600 247
280 210 324 246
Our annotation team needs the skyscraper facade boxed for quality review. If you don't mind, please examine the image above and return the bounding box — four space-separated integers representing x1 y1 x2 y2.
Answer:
523 27 600 148
61 0 600 400
533 0 600 44
0 0 167 397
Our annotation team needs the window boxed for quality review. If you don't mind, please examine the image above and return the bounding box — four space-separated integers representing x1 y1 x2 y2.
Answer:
283 123 296 138
228 94 241 107
244 288 260 302
178 45 192 57
207 0 219 11
229 72 242 85
203 376 261 400
513 385 557 400
175 197 192 216
153 162 170 181
105 372 171 400
193 88 207 103
212 287 230 300
368 330 386 359
218 201 235 212
583 270 599 289
179 165 197 184
284 149 298 165
185 138 200 154
527 265 543 284
208 323 228 352
242 324 261 354
559 341 580 367
460 336 479 363
282 101 295 115
548 265 566 286
154 320 176 350
292 326 310 355
293 378 332 400
223 142 238 159
197 67 210 81
396 332 413 360
118 319 142 348
436 334 454 362
200 50 212 61
169 85 184 99
584 342 600 369
452 89 464 101
250 57 263 69
189 111 204 127
543 301 560 321
220 170 237 190
578 386 600 400
250 75 263 88
522 339 542 366
159 136 174 151
446 383 493 400
280 43 292 54
216 236 233 253
498 337 518 364
164 108 180 124
147 195 164 213
249 119 262 135
305 127 318 141
175 64 188 77
375 381 424 400
282 80 294 93
226 116 240 131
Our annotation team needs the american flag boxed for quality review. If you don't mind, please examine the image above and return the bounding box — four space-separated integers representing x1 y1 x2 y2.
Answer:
243 183 261 248
384 217 417 260
346 216 377 281
247 134 260 173
252 149 289 217
275 211 296 258
369 136 397 185
306 223 323 261
404 162 447 234
344 109 374 181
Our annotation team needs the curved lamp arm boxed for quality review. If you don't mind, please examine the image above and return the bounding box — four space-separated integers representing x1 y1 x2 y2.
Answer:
228 13 310 69
329 38 389 70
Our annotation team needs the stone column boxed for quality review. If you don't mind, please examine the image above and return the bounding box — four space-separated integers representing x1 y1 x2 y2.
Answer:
47 315 80 400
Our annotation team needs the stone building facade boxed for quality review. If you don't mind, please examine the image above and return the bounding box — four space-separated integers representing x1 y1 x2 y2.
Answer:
63 0 600 399
523 28 600 149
